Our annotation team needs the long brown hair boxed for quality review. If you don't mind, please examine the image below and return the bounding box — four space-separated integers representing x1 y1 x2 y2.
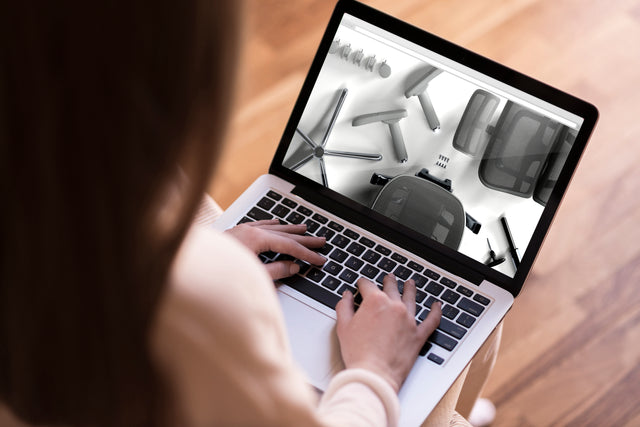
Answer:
0 1 240 425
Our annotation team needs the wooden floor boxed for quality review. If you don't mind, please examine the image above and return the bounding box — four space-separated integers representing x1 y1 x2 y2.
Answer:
209 1 640 425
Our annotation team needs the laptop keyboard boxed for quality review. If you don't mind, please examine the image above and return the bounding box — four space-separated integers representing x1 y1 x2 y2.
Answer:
236 189 492 366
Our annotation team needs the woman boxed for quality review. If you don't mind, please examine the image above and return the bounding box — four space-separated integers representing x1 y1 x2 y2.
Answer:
0 1 452 426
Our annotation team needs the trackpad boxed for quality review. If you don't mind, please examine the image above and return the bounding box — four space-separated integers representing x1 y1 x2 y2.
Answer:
277 291 344 390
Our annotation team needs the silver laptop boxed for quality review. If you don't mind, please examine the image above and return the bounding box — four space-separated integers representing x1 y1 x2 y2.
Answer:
212 1 598 425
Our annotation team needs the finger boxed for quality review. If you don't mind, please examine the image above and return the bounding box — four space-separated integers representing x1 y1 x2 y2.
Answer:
245 219 281 227
382 274 401 301
335 291 355 335
265 261 300 281
356 277 379 299
269 231 326 248
261 232 326 266
258 223 309 235
401 279 417 316
417 301 442 341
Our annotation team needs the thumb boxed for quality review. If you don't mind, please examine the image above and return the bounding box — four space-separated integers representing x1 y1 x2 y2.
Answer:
265 261 300 281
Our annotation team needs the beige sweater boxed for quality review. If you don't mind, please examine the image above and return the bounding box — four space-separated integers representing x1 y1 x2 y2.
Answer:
151 226 400 426
0 227 398 427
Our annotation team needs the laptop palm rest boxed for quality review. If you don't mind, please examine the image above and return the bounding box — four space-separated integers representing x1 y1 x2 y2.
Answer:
277 290 344 390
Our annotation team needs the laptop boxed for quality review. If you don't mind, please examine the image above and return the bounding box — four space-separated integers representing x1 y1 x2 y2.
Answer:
212 1 598 425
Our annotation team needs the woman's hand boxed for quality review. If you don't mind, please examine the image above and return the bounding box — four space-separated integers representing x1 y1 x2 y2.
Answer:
335 274 442 393
225 219 326 280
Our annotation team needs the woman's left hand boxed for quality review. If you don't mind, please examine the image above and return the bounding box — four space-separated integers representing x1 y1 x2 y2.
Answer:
225 219 326 280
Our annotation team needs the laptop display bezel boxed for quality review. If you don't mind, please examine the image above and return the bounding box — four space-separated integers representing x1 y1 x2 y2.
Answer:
269 0 598 297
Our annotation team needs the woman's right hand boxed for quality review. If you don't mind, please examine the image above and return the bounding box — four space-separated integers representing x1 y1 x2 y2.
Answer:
335 274 442 393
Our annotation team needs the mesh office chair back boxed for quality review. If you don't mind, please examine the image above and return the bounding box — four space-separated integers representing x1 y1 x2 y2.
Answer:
371 175 465 250
478 101 566 198
533 127 576 206
452 89 500 157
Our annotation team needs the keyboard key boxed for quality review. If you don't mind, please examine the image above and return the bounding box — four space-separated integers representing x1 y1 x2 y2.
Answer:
457 285 473 297
321 276 341 291
359 237 375 248
419 341 432 357
338 284 356 295
362 249 381 264
345 256 364 271
393 265 412 280
415 289 427 303
329 248 348 263
323 261 343 276
425 269 441 281
375 244 392 256
237 216 253 224
429 330 458 351
411 273 428 288
418 308 430 321
274 253 295 262
354 292 363 306
375 273 403 290
441 304 460 320
457 313 476 328
282 198 297 209
280 275 340 309
331 234 350 249
317 227 336 240
424 295 439 308
294 260 311 275
441 289 460 304
391 253 408 264
318 244 333 255
272 205 291 218
427 353 444 365
440 277 457 288
438 318 467 339
346 241 366 257
407 261 424 272
457 297 485 317
247 207 273 221
425 281 445 296
473 294 491 306
266 190 282 201
257 197 276 211
286 212 305 224
312 213 328 224
361 264 380 279
296 205 313 216
304 219 320 234
339 269 359 284
377 257 397 272
344 229 360 240
328 221 344 232
307 268 326 283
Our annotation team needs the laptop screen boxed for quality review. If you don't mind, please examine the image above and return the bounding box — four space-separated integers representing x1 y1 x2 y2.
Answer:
279 11 589 279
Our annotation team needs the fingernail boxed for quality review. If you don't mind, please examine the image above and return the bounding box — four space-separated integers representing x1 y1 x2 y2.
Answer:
289 263 300 275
